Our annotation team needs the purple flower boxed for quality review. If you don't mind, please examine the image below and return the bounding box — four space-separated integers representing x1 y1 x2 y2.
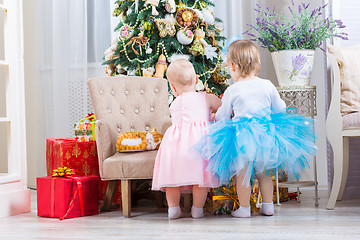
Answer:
310 10 316 18
288 6 293 14
335 20 346 28
290 54 307 80
298 5 302 13
291 0 294 6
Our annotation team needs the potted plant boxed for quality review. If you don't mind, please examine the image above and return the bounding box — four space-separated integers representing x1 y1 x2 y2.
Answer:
244 1 347 87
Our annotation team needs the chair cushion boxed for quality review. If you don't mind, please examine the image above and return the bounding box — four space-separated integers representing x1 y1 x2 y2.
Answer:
328 45 360 115
102 150 158 180
343 112 360 128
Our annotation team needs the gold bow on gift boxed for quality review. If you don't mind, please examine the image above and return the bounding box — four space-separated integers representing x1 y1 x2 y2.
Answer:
212 178 240 211
52 167 76 177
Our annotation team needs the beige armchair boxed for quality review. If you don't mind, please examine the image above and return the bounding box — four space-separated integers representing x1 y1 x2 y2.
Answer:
87 76 171 217
326 45 360 210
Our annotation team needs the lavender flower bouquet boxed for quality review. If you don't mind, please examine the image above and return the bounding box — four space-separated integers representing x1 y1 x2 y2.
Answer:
244 1 348 52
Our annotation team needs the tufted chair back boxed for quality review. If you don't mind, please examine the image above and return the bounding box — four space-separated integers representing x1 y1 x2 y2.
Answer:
87 76 171 216
88 76 169 147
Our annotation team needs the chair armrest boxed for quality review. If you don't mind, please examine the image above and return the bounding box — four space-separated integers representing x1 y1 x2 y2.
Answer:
161 117 172 134
95 119 116 178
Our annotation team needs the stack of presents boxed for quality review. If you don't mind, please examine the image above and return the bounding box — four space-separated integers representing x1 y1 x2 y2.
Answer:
37 114 122 220
37 114 291 220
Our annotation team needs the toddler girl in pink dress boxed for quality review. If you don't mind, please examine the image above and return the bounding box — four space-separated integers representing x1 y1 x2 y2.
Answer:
152 59 221 219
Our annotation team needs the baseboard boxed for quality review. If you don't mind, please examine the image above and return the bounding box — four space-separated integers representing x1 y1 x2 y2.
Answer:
0 188 31 218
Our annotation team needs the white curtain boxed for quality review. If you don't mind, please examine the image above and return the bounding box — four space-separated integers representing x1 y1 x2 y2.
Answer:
36 0 111 175
37 0 111 139
213 0 246 39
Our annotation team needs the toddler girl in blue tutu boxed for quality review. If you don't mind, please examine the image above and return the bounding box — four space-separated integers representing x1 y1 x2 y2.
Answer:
195 40 317 218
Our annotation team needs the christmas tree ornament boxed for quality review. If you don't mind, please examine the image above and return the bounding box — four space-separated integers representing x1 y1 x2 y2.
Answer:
204 45 217 61
176 28 194 45
194 9 204 22
134 0 139 13
120 30 149 56
190 28 207 56
145 42 153 54
176 8 198 29
165 0 176 13
176 0 187 9
202 9 215 25
154 54 168 78
105 64 117 76
119 24 134 40
211 67 227 84
143 21 152 31
195 78 205 91
143 67 154 77
155 18 176 38
145 0 160 16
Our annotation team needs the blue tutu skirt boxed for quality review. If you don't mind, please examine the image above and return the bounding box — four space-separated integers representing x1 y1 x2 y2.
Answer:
193 110 317 185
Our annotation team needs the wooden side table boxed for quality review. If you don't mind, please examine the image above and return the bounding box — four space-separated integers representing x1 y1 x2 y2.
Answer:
276 86 319 206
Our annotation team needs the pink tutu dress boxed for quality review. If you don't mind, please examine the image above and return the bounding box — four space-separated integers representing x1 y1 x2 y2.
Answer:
152 91 220 192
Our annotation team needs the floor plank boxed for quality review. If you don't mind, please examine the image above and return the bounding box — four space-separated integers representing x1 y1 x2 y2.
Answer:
0 189 359 239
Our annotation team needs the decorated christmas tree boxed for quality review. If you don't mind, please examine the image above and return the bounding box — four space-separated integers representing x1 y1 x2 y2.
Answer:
104 0 228 96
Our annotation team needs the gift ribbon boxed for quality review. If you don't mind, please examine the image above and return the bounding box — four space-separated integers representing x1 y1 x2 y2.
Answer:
212 178 240 211
50 168 84 220
79 114 96 141
60 176 84 220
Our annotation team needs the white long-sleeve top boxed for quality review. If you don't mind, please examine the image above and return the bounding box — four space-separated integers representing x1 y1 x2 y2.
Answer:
215 77 286 121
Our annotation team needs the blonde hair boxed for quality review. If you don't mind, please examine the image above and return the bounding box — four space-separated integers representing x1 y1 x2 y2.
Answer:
166 59 196 87
227 40 261 77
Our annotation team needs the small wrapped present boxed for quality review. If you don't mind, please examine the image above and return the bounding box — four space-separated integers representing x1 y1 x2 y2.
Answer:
204 178 240 215
37 175 99 219
205 170 289 215
46 138 122 206
74 113 96 142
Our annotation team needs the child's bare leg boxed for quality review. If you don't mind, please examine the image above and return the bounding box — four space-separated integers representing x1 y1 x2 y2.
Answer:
231 168 251 218
166 187 182 219
191 185 208 218
256 172 274 216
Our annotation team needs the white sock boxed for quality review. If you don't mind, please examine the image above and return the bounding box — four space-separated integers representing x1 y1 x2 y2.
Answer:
259 202 274 216
168 206 182 219
191 206 204 219
231 206 251 218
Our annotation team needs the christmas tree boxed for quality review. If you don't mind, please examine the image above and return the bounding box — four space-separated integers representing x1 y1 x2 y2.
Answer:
104 0 228 96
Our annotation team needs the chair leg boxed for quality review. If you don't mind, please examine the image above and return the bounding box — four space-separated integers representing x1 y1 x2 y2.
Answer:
154 191 165 208
338 137 349 201
183 194 192 213
121 180 132 217
326 138 344 210
101 180 118 211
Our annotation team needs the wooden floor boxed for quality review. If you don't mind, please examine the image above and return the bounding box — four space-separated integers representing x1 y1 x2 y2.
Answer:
0 189 360 239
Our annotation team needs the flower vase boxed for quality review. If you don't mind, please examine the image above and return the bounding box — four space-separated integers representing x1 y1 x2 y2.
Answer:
271 50 315 87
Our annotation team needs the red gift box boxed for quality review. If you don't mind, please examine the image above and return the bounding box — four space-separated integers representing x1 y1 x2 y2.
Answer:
37 176 99 219
46 138 121 207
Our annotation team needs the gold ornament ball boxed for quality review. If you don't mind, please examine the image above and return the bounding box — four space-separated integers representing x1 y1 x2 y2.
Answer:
182 11 194 22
